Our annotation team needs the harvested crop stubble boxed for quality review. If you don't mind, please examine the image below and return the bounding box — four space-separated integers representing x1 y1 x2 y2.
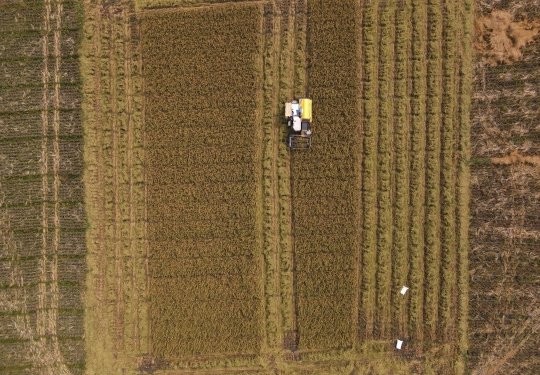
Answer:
0 0 86 372
291 0 361 349
142 3 264 359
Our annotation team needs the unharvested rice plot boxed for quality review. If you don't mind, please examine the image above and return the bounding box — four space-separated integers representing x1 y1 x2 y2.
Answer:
290 0 361 350
469 8 540 372
142 3 264 359
0 0 85 374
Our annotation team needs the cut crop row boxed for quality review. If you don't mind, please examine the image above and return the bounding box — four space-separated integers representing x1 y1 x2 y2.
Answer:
423 0 443 344
375 0 396 340
360 0 379 341
391 0 411 340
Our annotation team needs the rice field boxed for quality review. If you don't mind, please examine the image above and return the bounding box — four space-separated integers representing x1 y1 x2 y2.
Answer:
7 0 540 374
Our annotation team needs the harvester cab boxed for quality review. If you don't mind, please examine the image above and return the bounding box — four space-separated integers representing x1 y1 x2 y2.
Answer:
285 98 312 150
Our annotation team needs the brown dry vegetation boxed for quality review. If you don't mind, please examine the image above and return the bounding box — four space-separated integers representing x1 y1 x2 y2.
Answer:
475 10 539 66
141 3 265 360
470 2 540 374
0 0 86 374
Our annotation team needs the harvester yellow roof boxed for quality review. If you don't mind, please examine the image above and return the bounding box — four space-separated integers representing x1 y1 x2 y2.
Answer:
300 98 312 122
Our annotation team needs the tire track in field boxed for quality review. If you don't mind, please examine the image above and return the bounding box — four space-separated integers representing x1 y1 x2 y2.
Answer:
277 0 297 349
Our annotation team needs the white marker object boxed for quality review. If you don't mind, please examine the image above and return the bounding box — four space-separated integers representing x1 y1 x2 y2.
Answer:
400 286 409 295
396 340 403 350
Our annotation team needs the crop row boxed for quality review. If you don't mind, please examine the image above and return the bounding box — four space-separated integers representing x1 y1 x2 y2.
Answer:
355 0 471 365
291 0 361 350
391 0 411 341
141 3 264 359
407 0 428 348
359 0 378 341
374 0 396 340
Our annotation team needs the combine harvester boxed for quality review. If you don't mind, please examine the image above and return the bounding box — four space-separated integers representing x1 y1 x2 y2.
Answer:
285 98 312 150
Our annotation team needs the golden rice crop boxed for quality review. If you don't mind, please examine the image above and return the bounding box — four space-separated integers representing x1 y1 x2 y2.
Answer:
291 0 360 349
141 3 264 359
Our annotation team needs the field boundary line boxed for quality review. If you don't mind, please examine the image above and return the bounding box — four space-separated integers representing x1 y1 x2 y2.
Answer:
38 0 52 373
457 0 473 372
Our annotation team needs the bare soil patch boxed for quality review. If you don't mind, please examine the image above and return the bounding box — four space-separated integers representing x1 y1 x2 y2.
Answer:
475 10 539 66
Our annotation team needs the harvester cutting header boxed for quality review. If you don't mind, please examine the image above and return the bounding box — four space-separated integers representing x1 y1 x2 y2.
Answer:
285 98 312 150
